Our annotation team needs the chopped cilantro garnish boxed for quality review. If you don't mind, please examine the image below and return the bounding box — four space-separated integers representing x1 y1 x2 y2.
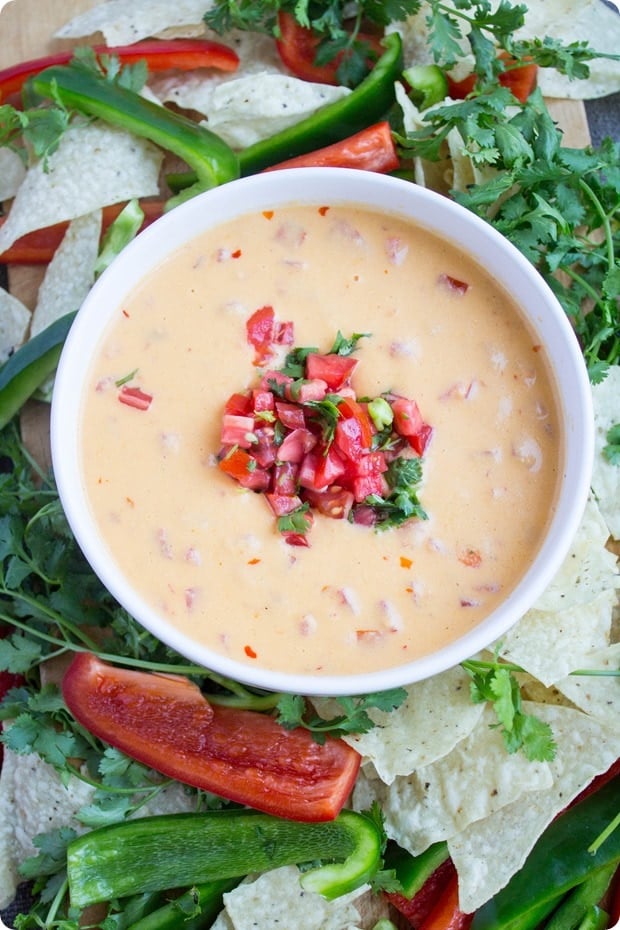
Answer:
602 423 620 465
329 331 370 356
365 455 427 529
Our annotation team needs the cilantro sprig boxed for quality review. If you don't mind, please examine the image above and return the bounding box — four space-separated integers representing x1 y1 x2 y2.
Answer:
276 688 408 742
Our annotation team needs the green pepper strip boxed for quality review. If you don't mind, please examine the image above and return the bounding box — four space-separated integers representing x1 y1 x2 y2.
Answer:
383 840 449 898
31 63 240 195
575 905 610 930
471 778 620 930
166 31 403 193
66 808 382 908
0 311 76 430
238 32 403 175
543 862 616 930
126 879 239 930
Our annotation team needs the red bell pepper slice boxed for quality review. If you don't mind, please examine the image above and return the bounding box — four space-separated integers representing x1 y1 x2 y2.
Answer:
387 858 458 927
0 39 239 104
0 199 165 265
264 120 400 175
418 870 473 930
275 11 383 85
62 652 361 822
447 54 537 104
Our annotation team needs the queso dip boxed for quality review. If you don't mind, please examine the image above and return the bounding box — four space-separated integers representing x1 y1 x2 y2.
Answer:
79 203 562 678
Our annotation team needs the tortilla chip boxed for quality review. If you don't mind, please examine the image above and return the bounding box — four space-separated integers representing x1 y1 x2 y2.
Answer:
553 642 620 727
211 866 369 930
515 0 620 99
532 497 619 613
0 121 162 254
591 365 620 538
150 30 285 117
330 666 485 784
0 289 31 364
204 74 350 149
498 588 617 686
353 705 552 856
0 148 26 202
29 211 102 339
448 703 620 912
55 0 212 44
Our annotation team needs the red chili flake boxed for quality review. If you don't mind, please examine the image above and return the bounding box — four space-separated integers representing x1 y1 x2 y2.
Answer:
247 557 261 565
231 248 242 258
122 308 130 317
318 206 330 216
262 210 274 220
400 555 413 569
118 385 153 411
532 344 542 352
438 273 470 296
244 644 257 658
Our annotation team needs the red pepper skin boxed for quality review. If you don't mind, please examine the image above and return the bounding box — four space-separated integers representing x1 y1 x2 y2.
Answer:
0 40 239 104
387 858 459 927
62 652 361 822
447 55 537 103
264 121 400 175
418 870 473 930
275 11 384 86
0 200 165 265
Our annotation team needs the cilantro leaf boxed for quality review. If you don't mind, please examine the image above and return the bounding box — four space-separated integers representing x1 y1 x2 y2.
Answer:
602 423 620 465
276 688 407 742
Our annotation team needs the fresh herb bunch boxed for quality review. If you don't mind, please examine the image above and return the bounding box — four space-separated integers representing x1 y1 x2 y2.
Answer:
398 86 620 381
205 0 422 85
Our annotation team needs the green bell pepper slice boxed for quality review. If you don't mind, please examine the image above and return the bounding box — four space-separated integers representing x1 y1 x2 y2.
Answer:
67 808 383 908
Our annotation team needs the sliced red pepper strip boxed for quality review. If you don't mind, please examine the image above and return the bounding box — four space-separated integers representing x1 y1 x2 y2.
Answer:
418 870 474 930
447 54 537 103
0 39 239 104
387 857 457 926
264 120 400 175
275 11 383 85
62 652 361 822
0 199 165 265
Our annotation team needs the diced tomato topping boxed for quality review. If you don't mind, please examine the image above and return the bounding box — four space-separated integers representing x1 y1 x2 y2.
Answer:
306 353 358 390
438 273 470 295
218 319 431 545
276 401 306 430
225 391 252 416
220 414 256 448
277 428 317 463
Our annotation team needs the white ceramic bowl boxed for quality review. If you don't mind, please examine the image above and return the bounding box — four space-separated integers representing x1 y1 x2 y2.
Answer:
51 168 594 696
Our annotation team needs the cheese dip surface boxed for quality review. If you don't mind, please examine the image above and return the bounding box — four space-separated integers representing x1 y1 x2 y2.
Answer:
80 203 561 677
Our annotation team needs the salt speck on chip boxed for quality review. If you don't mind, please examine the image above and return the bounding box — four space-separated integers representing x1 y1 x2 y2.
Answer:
553 642 620 728
30 211 102 338
0 121 162 254
0 148 26 202
331 665 485 784
353 705 552 856
531 497 618 613
55 0 214 44
498 587 617 686
591 366 620 538
448 703 620 913
211 866 369 930
0 289 30 364
205 74 350 149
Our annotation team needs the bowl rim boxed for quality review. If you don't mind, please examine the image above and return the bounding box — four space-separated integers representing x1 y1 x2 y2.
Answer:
51 167 594 696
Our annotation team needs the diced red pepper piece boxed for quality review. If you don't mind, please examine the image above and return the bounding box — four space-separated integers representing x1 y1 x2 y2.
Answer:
275 11 383 85
338 397 374 449
409 423 434 456
246 306 277 365
220 414 256 448
264 121 400 175
225 391 253 416
218 448 269 490
306 353 359 390
62 652 361 821
118 385 153 411
438 273 470 296
0 40 239 105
